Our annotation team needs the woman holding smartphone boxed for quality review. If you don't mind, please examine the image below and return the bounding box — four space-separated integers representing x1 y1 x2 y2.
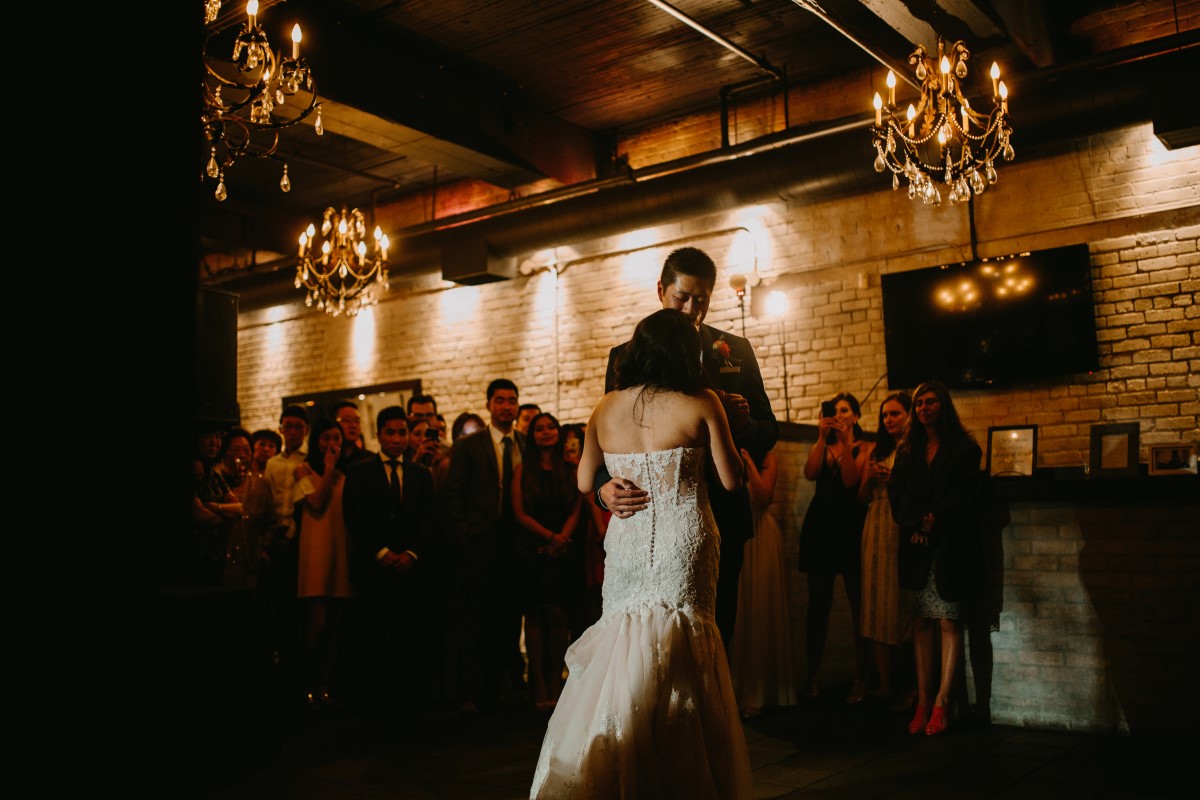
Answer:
797 392 870 702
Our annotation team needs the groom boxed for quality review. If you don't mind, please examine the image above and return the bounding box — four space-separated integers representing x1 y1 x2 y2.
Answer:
596 246 779 649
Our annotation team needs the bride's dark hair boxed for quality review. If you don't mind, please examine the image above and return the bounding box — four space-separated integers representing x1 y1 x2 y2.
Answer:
615 308 704 394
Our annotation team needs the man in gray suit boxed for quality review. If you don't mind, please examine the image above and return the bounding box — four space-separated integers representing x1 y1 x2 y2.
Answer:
443 378 526 711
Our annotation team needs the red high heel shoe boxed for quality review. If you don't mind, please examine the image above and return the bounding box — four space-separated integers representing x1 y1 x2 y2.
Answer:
925 705 949 736
907 704 930 735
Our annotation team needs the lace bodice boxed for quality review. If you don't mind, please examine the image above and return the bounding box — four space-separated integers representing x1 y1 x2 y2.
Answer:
600 446 719 620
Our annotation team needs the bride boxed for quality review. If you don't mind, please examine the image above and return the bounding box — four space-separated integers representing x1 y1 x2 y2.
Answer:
530 308 752 799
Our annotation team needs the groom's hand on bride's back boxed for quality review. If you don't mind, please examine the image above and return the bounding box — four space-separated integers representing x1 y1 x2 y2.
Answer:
599 477 650 519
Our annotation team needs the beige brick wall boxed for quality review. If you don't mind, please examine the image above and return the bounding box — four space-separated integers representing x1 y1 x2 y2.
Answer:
233 117 1198 734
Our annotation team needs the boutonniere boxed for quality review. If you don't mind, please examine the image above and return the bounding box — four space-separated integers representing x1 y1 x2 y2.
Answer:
711 335 737 366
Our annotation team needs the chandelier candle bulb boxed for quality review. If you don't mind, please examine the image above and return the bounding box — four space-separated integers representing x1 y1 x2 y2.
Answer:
292 24 301 59
962 99 969 133
247 0 257 27
907 104 916 136
991 62 1000 98
886 70 896 106
873 92 882 126
999 80 1008 112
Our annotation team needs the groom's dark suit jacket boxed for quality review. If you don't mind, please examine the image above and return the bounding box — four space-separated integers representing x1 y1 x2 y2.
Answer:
599 321 778 646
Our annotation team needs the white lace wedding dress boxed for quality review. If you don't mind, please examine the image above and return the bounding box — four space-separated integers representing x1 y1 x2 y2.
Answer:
530 446 752 799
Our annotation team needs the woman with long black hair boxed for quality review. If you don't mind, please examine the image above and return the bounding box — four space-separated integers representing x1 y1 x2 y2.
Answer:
888 380 983 736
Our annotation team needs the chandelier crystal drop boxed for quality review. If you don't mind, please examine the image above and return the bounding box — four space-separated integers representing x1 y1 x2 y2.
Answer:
201 1 323 201
295 207 391 317
870 39 1013 207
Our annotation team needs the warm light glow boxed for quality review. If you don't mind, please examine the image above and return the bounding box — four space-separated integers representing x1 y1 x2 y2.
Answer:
999 81 1009 100
873 92 882 126
246 0 258 18
351 306 376 372
991 62 1001 81
441 284 481 325
765 290 788 318
940 56 950 75
886 69 896 104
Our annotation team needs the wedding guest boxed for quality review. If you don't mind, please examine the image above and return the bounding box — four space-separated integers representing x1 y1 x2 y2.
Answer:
452 412 486 442
331 400 374 466
191 421 240 586
293 417 353 709
797 392 870 702
857 390 913 705
729 445 796 717
516 403 541 435
889 380 983 736
512 412 583 711
407 393 438 426
215 427 273 591
343 406 436 717
250 429 281 475
443 379 526 712
262 405 309 705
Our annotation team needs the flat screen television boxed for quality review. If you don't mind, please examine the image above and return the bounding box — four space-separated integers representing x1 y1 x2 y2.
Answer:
880 243 1100 389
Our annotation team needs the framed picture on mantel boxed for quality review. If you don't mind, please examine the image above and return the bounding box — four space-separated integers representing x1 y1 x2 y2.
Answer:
987 425 1037 477
1148 443 1198 476
1089 422 1140 479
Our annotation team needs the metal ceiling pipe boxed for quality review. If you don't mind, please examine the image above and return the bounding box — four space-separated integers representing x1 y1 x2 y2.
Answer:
225 43 1196 310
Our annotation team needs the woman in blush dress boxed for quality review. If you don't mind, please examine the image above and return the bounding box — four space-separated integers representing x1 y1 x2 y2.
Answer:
888 380 983 736
293 417 352 709
530 308 750 799
856 390 912 706
728 445 797 717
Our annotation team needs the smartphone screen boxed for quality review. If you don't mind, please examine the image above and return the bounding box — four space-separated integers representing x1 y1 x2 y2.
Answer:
821 400 837 418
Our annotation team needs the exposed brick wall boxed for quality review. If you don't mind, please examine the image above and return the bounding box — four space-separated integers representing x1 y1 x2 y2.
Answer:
233 113 1198 735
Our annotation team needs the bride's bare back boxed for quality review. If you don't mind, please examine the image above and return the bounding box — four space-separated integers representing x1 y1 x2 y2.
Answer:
578 387 743 493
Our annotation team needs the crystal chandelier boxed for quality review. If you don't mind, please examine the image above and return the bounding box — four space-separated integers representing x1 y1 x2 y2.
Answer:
295 207 391 317
201 0 323 202
870 39 1013 206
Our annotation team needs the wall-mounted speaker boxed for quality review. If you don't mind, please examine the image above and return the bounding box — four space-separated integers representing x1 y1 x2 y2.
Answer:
195 288 239 426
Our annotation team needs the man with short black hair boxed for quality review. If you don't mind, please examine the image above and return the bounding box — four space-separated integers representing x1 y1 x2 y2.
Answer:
343 405 436 716
515 403 541 435
443 378 526 711
331 399 374 466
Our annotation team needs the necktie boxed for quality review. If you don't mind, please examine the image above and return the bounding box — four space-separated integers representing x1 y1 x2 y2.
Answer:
500 435 513 516
386 459 403 503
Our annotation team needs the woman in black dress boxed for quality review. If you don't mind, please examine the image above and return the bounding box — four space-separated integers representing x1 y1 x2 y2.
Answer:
888 380 983 736
512 412 584 710
797 392 870 702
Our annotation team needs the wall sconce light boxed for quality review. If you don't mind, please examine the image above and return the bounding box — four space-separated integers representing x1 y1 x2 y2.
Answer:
729 273 747 336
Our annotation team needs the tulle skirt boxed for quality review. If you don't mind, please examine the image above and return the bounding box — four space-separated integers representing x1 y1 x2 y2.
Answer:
530 602 752 799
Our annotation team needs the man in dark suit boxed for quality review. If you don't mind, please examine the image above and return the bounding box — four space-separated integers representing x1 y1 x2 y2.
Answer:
343 405 436 716
597 246 778 650
442 378 527 711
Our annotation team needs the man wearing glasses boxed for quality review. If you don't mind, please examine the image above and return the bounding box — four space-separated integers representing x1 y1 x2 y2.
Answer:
331 400 376 467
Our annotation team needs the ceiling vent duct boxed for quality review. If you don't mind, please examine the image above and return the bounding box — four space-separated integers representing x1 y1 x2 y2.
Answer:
441 238 516 285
